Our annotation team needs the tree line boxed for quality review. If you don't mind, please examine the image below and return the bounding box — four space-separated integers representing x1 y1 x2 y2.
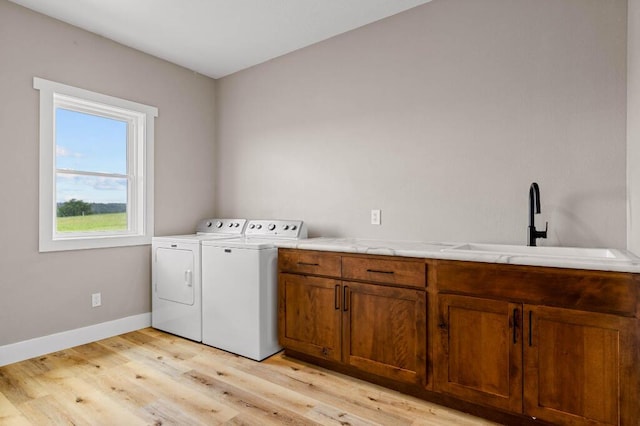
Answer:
57 199 126 217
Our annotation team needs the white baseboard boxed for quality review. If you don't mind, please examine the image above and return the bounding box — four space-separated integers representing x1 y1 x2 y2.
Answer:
0 312 151 367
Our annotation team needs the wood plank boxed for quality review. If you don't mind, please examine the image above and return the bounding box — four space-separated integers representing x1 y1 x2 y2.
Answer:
253 353 488 425
35 375 147 425
18 394 96 426
140 398 217 425
116 361 239 424
95 335 192 378
82 366 193 425
68 341 129 370
305 402 383 426
184 353 319 416
82 361 215 425
0 363 49 405
182 368 317 425
0 392 32 426
0 328 495 425
35 349 109 380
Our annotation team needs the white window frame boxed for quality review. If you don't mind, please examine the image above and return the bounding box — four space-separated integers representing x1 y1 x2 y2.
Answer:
34 77 157 252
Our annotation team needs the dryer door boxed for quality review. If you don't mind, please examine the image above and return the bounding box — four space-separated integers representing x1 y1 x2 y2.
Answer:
156 247 195 305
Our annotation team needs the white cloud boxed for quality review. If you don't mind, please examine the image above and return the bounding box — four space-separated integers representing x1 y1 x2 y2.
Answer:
93 177 127 191
56 146 83 158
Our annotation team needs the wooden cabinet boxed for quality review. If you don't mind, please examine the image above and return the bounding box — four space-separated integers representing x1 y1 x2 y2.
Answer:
343 281 426 384
435 261 640 426
278 249 427 386
437 298 639 425
279 250 639 425
524 305 637 426
278 273 341 361
435 295 523 412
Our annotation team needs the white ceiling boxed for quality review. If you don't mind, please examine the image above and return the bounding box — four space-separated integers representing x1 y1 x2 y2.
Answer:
9 0 431 79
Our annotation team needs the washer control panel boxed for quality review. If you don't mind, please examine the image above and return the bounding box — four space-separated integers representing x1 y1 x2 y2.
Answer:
245 220 307 239
196 218 247 235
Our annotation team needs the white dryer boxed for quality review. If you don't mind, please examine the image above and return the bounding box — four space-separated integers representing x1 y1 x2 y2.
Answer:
201 219 307 360
152 218 246 341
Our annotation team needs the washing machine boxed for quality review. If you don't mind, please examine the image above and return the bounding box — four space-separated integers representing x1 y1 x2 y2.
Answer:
151 218 246 341
201 219 307 360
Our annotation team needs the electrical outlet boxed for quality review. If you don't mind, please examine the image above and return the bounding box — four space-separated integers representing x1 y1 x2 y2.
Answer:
371 209 381 225
92 292 101 308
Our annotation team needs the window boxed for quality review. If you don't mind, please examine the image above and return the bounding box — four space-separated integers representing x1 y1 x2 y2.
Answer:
34 77 157 252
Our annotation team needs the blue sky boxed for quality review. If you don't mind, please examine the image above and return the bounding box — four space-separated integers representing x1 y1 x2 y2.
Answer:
55 108 128 204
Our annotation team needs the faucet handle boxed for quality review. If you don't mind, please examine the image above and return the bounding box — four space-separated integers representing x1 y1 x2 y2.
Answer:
539 222 548 239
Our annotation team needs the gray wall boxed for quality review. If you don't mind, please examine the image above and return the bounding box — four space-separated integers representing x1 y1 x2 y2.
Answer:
0 0 216 346
215 0 628 249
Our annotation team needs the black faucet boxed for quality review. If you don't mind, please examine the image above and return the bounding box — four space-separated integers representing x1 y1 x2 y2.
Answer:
528 182 548 246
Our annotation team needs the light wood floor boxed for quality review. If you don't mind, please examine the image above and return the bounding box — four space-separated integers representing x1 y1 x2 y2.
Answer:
0 328 498 425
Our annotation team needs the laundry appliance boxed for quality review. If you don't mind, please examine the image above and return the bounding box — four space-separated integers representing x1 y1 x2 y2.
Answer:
201 219 307 360
151 218 246 341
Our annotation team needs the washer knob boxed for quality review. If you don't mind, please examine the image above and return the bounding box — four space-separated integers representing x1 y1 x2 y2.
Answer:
228 223 234 227
283 225 290 230
249 224 255 229
291 225 297 230
268 224 276 231
256 224 262 229
206 221 212 228
234 223 240 227
215 221 223 228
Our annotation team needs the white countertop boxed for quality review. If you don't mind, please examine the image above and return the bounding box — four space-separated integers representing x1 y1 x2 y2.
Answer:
276 237 640 273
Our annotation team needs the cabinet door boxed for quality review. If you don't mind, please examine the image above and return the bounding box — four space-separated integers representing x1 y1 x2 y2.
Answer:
278 273 342 361
524 305 638 426
342 282 427 384
435 295 523 412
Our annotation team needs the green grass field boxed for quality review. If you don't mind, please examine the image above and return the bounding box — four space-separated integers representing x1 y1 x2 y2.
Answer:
56 212 127 233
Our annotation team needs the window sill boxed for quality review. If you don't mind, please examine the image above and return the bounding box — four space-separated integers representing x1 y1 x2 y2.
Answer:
39 234 152 252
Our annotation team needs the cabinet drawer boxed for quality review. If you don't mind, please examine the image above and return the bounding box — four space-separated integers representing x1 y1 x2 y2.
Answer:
342 256 426 288
278 249 341 277
436 260 638 317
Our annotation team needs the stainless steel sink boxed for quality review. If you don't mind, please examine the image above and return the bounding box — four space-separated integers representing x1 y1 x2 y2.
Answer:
442 243 633 262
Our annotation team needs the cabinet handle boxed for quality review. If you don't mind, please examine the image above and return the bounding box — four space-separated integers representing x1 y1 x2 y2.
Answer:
513 308 518 344
343 286 349 312
334 285 340 310
528 310 533 347
366 269 394 274
297 262 319 267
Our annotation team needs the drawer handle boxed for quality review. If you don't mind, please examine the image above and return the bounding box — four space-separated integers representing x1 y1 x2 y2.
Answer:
334 285 340 310
366 269 394 275
297 262 320 267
